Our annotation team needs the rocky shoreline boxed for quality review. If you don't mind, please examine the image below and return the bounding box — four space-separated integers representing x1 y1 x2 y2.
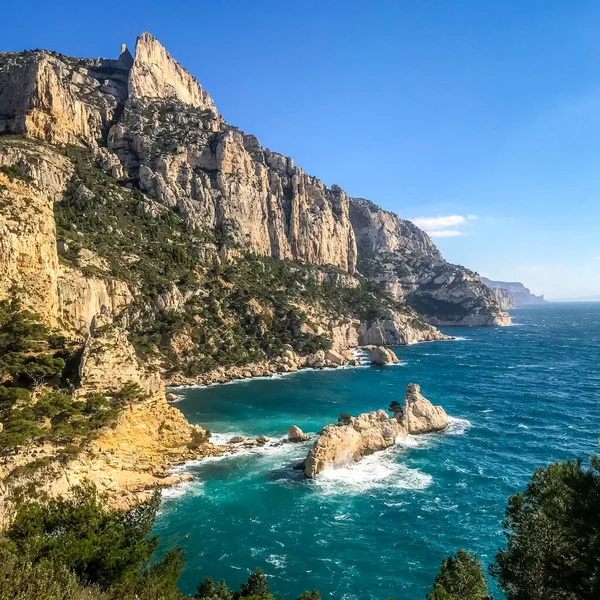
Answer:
165 335 450 389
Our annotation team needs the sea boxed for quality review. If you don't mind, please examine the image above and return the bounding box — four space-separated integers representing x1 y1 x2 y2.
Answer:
152 303 600 599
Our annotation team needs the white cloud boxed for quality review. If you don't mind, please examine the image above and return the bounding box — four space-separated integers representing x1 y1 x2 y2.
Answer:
427 229 465 238
412 215 466 229
411 214 478 239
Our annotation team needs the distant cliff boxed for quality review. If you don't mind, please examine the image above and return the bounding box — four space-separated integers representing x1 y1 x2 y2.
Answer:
350 199 511 325
482 278 547 307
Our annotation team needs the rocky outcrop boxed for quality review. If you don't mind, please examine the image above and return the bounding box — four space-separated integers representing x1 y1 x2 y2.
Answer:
350 198 511 326
358 308 451 345
482 278 546 307
128 33 217 113
0 140 72 324
0 46 131 145
370 346 399 365
402 383 448 433
303 384 448 477
76 312 163 400
57 265 132 334
288 425 310 442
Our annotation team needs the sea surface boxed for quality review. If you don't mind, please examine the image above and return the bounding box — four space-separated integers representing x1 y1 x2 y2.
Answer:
152 303 600 599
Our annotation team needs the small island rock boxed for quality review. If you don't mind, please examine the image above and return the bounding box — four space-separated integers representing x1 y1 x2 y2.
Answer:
303 384 448 477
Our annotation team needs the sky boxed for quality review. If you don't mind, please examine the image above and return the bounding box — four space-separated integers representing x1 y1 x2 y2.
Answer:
5 0 600 299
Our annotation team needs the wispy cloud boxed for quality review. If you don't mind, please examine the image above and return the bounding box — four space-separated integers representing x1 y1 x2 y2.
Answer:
411 214 477 238
427 229 465 238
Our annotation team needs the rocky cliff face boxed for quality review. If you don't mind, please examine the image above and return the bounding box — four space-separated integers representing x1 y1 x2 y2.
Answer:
0 47 131 145
1 32 510 321
350 198 511 326
482 277 546 307
486 285 515 310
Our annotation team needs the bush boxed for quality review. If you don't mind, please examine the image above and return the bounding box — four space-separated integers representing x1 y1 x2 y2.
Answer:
427 550 490 600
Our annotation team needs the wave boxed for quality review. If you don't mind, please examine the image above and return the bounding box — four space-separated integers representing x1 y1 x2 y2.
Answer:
446 416 472 435
451 336 471 342
313 448 432 495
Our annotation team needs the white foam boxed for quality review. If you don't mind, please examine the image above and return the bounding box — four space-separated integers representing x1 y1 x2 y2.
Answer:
313 447 432 495
446 416 472 435
266 554 287 569
518 423 529 429
451 336 471 342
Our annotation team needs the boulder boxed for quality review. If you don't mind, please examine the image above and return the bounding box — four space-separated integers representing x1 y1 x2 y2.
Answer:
166 393 178 402
306 350 326 367
370 346 399 365
324 349 346 366
288 425 310 442
229 436 245 444
243 439 258 447
256 435 270 444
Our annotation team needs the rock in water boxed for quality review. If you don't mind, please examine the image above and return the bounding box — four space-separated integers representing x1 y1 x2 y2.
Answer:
370 346 399 365
304 410 406 478
288 425 310 442
402 383 448 433
303 384 448 477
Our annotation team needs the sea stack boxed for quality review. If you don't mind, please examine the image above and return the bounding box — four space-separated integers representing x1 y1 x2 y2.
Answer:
303 384 448 478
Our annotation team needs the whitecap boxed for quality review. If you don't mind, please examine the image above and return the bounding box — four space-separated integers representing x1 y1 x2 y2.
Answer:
446 416 472 435
517 423 529 429
451 336 471 342
266 554 287 569
313 448 432 495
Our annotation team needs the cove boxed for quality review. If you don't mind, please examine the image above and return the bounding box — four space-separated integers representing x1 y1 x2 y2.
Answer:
153 304 600 599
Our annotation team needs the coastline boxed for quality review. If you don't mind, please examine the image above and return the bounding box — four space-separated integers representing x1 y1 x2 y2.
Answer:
164 337 455 391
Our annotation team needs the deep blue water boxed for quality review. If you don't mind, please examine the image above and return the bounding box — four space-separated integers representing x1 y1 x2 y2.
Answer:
153 303 600 599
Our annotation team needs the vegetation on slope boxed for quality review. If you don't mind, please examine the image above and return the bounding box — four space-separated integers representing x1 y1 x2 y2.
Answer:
0 299 136 464
51 144 424 376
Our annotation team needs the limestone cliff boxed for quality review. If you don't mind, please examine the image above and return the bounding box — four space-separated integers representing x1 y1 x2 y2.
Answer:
350 198 511 326
0 47 131 145
1 32 508 320
485 284 515 310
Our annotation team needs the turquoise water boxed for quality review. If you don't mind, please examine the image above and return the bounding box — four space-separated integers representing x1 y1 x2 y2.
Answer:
153 303 600 599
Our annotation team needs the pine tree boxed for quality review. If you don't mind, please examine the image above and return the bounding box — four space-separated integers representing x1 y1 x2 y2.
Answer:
427 550 490 600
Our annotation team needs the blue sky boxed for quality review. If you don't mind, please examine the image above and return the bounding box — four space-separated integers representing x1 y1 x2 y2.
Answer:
5 0 600 298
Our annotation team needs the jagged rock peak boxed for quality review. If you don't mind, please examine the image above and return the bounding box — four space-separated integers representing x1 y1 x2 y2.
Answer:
128 32 217 113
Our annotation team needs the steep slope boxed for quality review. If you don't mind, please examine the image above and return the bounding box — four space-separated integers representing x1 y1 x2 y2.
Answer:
350 198 511 325
0 32 509 371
